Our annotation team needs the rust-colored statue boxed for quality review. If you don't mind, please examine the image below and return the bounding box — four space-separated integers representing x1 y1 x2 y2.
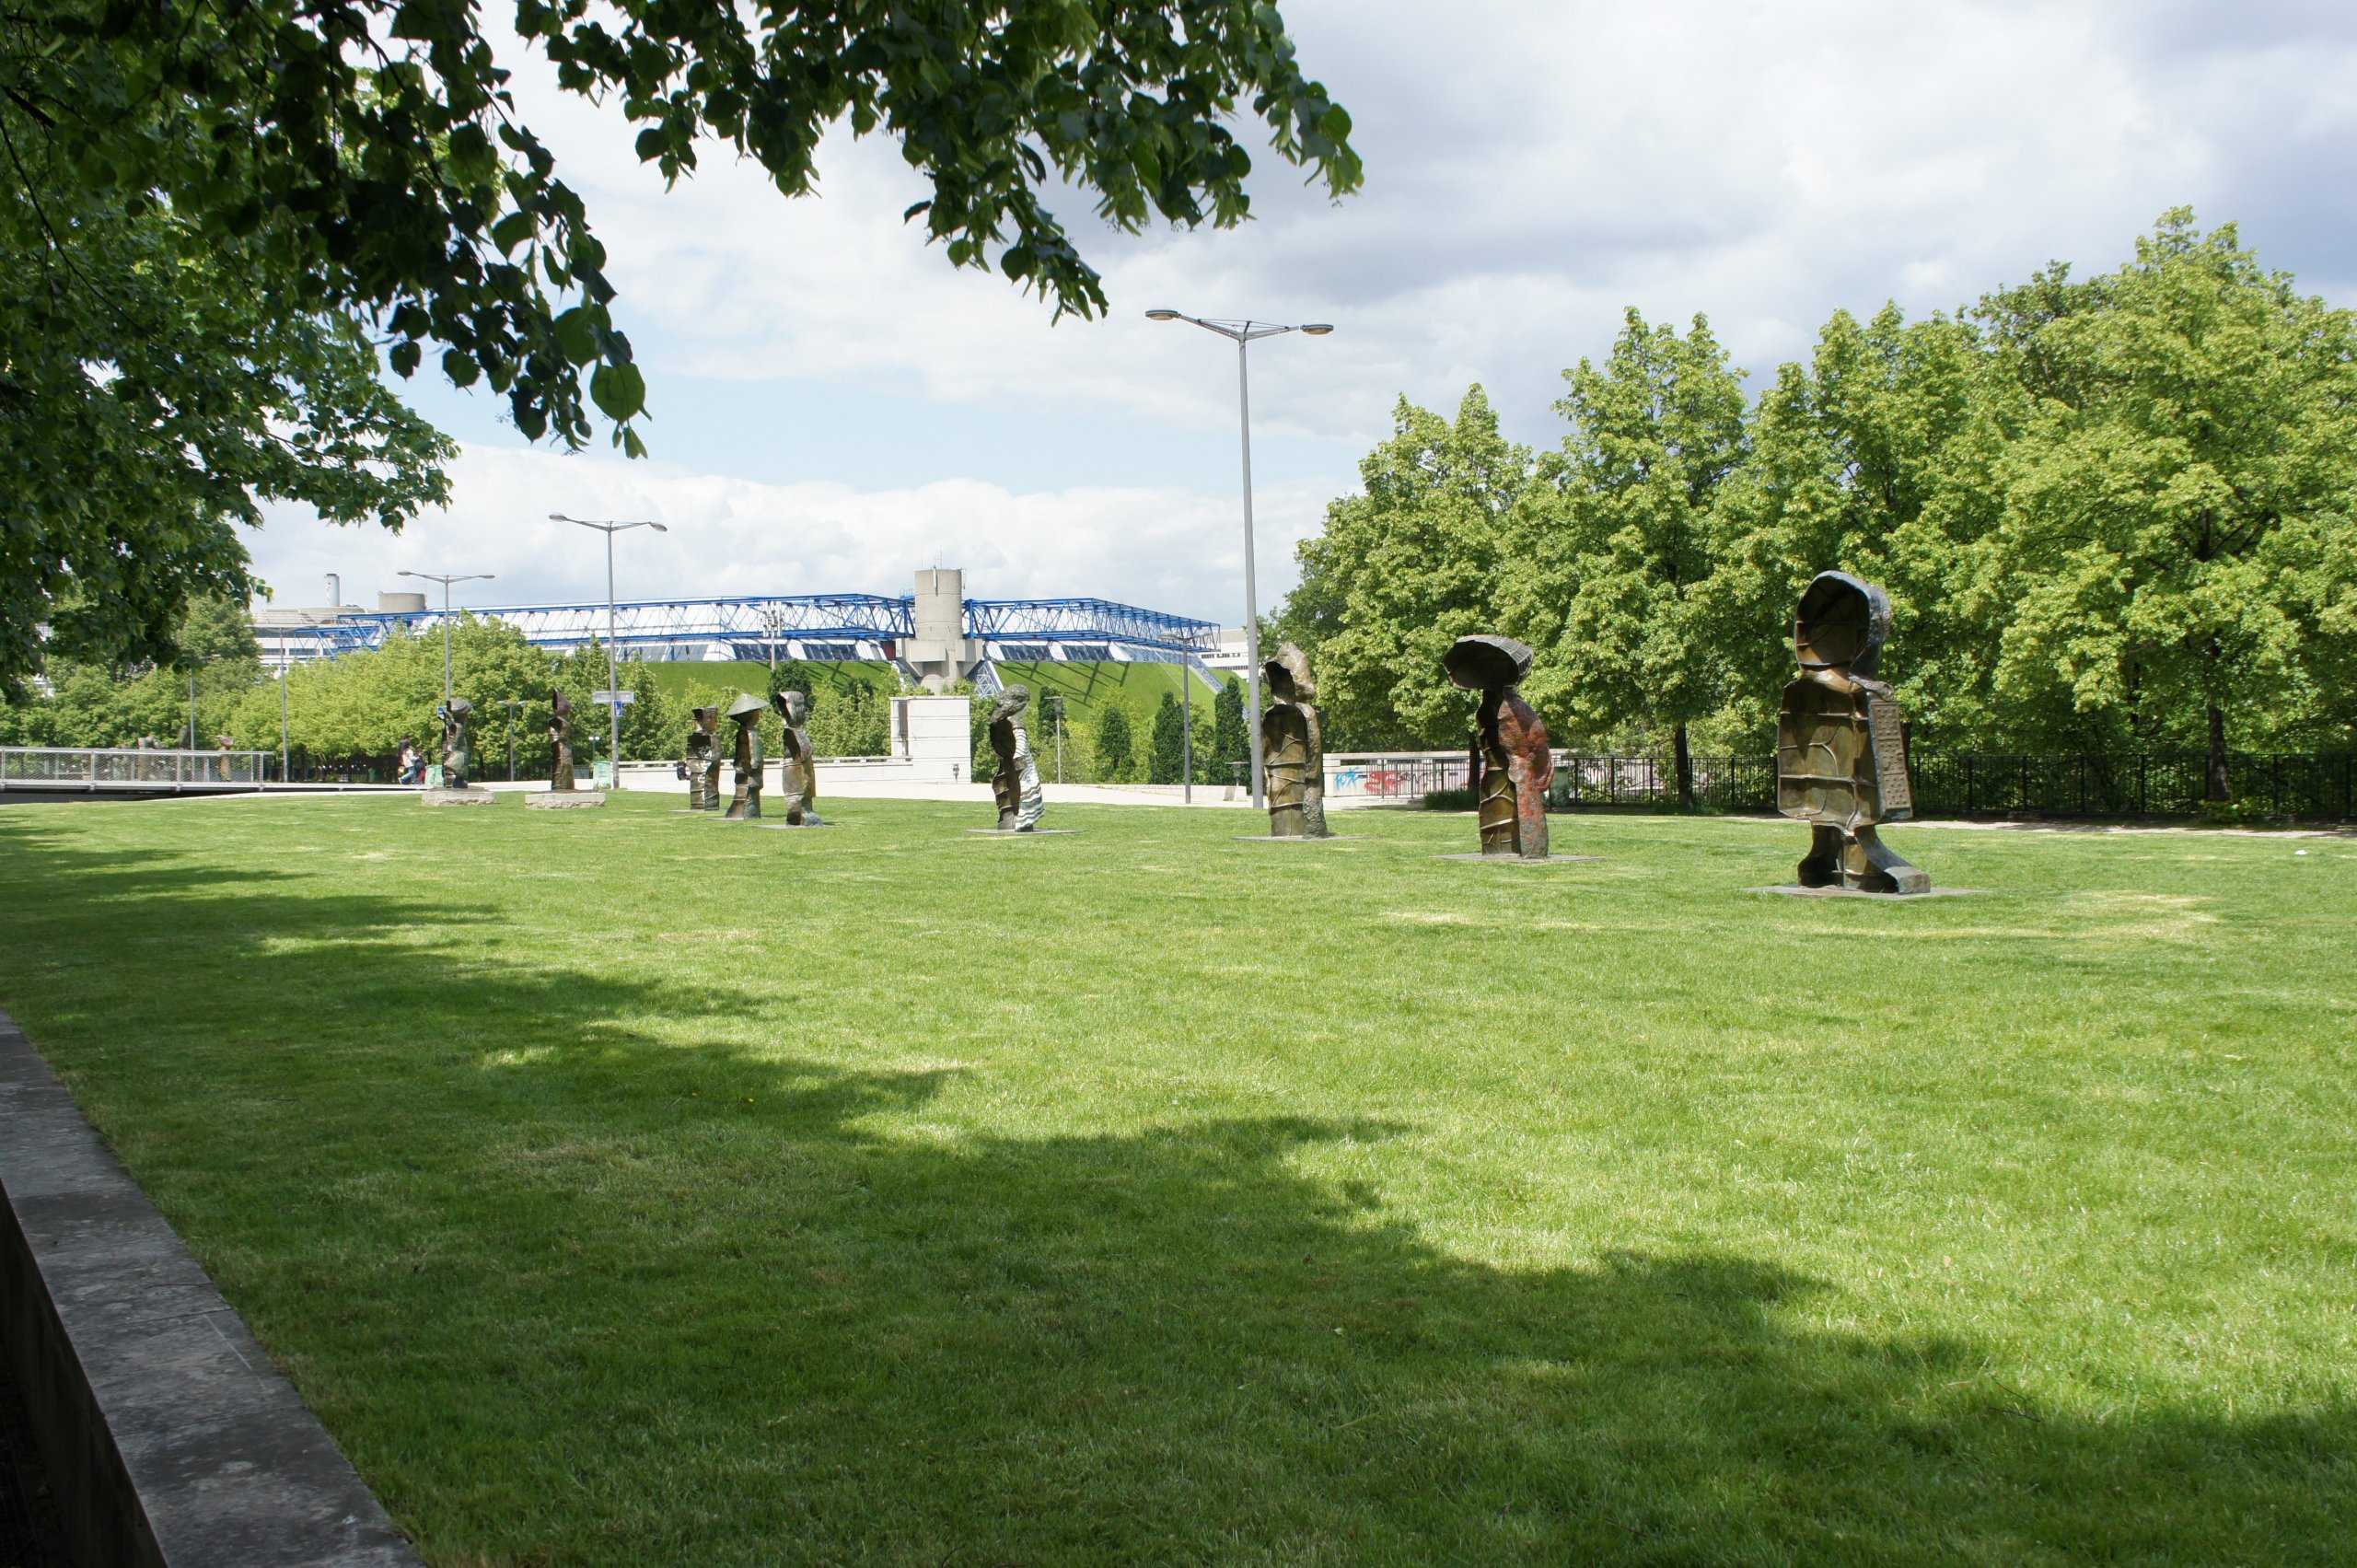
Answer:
549 689 576 791
1445 634 1553 860
1260 644 1329 839
771 690 822 826
988 686 1045 830
724 692 765 820
439 698 474 788
1775 571 1930 894
684 704 721 810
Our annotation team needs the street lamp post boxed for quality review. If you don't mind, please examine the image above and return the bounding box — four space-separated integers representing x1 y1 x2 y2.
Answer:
1181 667 1194 805
397 570 496 716
550 514 668 784
1144 310 1332 809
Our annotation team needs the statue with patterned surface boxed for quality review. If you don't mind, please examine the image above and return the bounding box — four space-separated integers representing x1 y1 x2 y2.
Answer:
1260 644 1331 839
988 686 1046 831
724 692 765 819
1444 635 1553 860
1775 571 1930 894
772 690 823 825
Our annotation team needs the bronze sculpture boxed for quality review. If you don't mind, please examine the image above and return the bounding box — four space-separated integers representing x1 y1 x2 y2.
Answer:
987 685 1046 830
684 704 721 810
1444 634 1554 860
549 689 576 791
439 698 474 788
1776 572 1930 893
724 692 764 819
771 690 823 826
1260 645 1331 838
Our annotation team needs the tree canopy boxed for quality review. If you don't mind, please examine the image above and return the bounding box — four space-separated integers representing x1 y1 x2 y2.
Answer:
1283 214 2357 799
2 0 1359 691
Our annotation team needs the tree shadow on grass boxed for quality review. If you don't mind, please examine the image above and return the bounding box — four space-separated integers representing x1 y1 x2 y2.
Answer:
0 820 2350 1565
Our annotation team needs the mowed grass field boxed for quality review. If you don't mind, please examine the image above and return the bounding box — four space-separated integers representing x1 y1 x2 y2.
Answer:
0 795 2350 1565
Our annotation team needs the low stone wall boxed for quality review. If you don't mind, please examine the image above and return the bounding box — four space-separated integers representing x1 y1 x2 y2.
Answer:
0 1010 419 1567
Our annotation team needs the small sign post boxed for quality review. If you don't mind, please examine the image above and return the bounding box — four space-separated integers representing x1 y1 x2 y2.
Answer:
591 690 635 706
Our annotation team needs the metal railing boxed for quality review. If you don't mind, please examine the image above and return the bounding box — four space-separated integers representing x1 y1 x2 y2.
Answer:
1 747 273 791
1325 749 2357 819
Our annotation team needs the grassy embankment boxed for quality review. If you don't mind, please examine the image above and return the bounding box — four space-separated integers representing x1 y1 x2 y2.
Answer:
0 797 2349 1564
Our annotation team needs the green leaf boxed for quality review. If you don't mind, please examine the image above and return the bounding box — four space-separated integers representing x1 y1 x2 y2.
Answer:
589 361 646 422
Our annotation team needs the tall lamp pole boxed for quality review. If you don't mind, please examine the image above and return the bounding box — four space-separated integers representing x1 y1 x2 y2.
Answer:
1144 310 1332 809
397 570 495 715
550 515 668 783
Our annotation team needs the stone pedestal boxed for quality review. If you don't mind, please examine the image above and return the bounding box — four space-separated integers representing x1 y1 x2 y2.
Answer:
421 787 495 807
527 790 607 810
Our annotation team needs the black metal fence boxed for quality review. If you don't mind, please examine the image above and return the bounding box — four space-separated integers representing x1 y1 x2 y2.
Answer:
1537 751 2356 819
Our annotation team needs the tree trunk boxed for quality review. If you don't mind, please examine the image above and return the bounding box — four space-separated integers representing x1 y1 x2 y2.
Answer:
1672 722 1694 812
2206 698 2230 804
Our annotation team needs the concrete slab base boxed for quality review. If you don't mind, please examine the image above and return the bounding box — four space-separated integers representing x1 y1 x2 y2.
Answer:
1748 884 1980 900
750 820 834 830
526 791 607 809
0 1010 421 1567
419 787 494 807
1434 853 1604 865
1234 835 1370 843
965 829 1079 836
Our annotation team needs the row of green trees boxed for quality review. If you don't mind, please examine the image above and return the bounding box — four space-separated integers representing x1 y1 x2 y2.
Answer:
1 612 1271 787
1278 213 2357 804
965 679 1252 786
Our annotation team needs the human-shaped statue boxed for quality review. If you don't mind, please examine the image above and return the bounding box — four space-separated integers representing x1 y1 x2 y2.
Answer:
723 692 765 819
771 690 824 826
1444 634 1554 860
1260 644 1331 838
548 689 577 791
439 698 474 788
987 685 1046 830
1775 571 1930 894
682 704 721 809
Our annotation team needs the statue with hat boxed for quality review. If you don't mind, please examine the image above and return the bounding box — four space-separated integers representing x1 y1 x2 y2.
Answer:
1444 634 1554 860
772 690 822 825
1775 571 1930 893
724 692 765 819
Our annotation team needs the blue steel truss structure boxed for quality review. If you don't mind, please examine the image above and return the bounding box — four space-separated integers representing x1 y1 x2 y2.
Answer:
302 593 1220 663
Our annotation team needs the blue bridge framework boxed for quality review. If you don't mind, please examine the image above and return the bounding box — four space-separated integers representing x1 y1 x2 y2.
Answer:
265 594 1222 668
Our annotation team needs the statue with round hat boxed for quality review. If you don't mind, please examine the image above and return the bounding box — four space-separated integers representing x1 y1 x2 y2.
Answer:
1444 634 1554 860
723 692 766 819
1775 571 1931 894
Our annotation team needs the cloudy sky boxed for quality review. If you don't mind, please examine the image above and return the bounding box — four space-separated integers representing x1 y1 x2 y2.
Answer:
251 0 2357 624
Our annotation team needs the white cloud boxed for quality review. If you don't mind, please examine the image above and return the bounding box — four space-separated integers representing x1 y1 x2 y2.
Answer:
245 0 2357 613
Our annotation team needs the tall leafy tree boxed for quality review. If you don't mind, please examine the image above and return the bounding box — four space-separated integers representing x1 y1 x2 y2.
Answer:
1209 675 1248 784
1505 311 1746 806
4 0 1359 689
1701 304 2008 749
1094 703 1137 782
0 172 455 695
1147 690 1187 783
1279 387 1532 748
8 0 1359 446
1977 212 2357 796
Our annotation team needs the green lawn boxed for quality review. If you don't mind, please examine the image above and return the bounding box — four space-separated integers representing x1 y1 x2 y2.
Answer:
0 797 2350 1565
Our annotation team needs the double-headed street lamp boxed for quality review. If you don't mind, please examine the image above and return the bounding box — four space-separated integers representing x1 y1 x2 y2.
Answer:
1144 310 1332 809
550 514 668 784
398 570 496 714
